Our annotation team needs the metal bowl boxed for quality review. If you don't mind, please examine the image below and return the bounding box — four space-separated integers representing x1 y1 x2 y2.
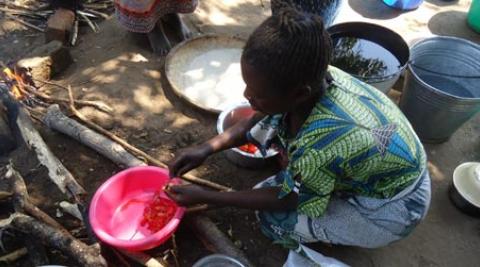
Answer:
449 162 480 217
217 103 278 169
193 254 246 267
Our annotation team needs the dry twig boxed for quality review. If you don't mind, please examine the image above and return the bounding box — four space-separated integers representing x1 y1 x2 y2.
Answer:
64 85 232 191
78 11 98 33
3 13 44 32
32 79 113 113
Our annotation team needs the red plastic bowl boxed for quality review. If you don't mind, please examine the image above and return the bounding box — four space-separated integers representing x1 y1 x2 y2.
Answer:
89 166 184 251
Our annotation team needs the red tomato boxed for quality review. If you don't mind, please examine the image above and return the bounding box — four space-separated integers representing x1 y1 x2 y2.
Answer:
238 143 258 154
141 192 177 233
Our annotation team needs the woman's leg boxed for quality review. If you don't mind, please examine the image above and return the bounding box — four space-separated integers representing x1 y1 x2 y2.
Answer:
147 21 171 55
162 13 192 42
270 0 343 26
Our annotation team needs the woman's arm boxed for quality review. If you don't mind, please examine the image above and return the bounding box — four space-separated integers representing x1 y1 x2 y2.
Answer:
166 184 298 211
169 112 264 177
204 111 264 154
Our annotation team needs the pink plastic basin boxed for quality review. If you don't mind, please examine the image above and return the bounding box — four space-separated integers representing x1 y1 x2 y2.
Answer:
89 166 184 251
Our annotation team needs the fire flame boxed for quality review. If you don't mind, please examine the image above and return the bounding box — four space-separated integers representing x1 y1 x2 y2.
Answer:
2 67 26 100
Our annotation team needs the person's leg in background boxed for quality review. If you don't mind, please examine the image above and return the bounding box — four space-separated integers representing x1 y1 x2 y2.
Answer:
46 0 80 44
270 0 343 27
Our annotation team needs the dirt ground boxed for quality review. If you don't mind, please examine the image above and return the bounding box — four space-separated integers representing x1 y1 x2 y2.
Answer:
1 0 480 266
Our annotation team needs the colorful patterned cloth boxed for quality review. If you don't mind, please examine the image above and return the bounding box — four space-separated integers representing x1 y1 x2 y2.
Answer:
255 170 430 249
248 66 427 218
271 0 343 26
115 0 198 33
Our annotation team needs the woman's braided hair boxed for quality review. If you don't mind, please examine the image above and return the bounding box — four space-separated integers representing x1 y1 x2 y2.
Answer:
242 6 332 96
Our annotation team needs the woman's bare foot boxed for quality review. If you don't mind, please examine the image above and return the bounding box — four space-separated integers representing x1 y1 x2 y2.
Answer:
147 22 171 55
162 13 192 42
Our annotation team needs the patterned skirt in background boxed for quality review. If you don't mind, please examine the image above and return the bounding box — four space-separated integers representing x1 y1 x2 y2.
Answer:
255 170 431 249
271 0 344 26
114 0 198 33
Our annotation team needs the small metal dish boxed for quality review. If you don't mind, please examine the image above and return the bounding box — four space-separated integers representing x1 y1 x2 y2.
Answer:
193 254 246 267
217 103 278 169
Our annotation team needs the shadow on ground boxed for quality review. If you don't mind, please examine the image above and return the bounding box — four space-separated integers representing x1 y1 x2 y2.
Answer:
425 0 460 7
347 0 404 19
428 10 480 43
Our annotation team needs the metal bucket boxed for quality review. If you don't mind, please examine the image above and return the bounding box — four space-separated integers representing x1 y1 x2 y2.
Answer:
399 36 480 143
327 22 410 94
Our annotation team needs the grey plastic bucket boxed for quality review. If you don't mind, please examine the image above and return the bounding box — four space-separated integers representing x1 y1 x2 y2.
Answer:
399 36 480 143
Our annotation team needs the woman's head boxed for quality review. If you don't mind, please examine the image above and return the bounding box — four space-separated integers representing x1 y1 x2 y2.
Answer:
241 7 332 114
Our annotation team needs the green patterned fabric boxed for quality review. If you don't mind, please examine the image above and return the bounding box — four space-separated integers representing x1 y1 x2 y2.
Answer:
257 67 426 218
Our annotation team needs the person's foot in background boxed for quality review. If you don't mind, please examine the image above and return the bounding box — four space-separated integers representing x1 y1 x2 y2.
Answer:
147 22 172 56
162 13 192 42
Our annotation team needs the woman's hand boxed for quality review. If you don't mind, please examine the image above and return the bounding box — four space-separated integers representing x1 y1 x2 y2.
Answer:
165 184 210 206
168 144 212 177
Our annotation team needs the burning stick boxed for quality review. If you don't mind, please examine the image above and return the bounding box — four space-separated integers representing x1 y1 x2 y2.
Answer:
0 85 86 199
2 67 111 113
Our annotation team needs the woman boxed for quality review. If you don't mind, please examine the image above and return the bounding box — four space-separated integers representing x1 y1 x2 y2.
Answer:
114 0 196 55
166 7 430 263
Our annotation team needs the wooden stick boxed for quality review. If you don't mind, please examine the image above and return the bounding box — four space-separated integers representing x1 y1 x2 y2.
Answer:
71 19 79 46
0 191 12 201
78 11 98 33
4 213 107 267
171 235 180 267
4 14 44 32
187 215 253 267
65 86 232 191
0 247 27 263
30 80 113 113
23 83 113 113
108 247 132 267
118 250 166 267
59 201 83 221
85 9 110 19
44 104 146 168
0 7 46 18
5 163 69 233
186 204 211 214
25 236 48 266
0 86 86 199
